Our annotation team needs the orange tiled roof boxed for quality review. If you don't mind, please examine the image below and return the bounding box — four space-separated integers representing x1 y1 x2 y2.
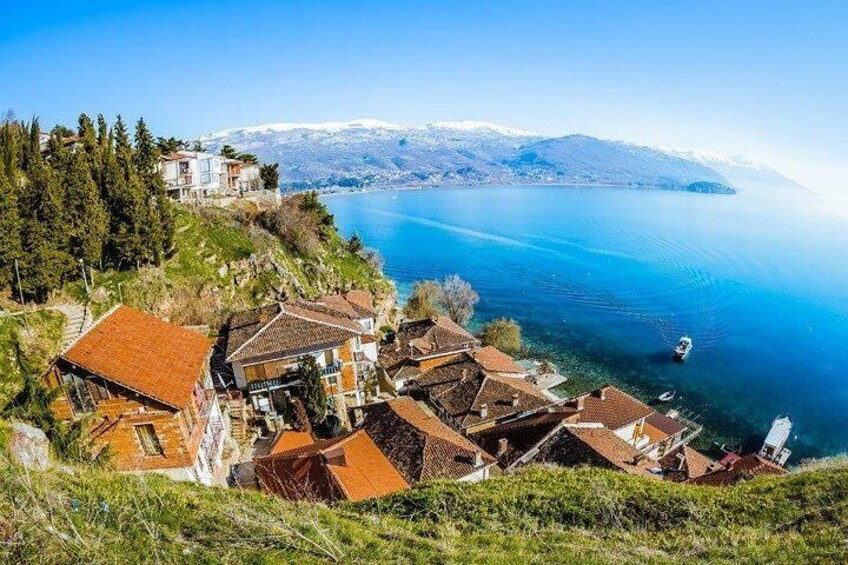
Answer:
659 445 717 480
470 346 526 374
689 453 786 486
269 431 315 454
355 398 495 482
62 305 211 409
576 385 655 431
256 430 409 502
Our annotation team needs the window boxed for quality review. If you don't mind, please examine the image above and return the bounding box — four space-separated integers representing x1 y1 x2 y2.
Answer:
325 374 339 388
199 158 212 173
135 424 164 456
62 372 95 415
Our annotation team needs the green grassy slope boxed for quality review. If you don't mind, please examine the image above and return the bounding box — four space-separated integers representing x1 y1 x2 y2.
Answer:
0 311 64 407
62 204 393 326
0 461 845 564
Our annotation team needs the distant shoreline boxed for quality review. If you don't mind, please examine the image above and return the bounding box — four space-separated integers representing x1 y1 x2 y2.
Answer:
315 181 732 198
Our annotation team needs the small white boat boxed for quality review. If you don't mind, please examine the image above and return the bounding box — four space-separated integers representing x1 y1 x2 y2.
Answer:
674 336 693 361
658 390 676 402
759 415 792 466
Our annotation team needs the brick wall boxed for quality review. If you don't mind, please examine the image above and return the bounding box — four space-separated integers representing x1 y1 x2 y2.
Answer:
45 359 204 473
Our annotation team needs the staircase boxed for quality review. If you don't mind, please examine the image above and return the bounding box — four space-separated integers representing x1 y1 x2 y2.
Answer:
223 391 253 442
56 302 93 349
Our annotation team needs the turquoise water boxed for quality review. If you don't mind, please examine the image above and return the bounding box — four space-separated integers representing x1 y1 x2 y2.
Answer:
325 185 848 459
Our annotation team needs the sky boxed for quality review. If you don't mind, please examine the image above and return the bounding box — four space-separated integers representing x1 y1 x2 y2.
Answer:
2 1 846 193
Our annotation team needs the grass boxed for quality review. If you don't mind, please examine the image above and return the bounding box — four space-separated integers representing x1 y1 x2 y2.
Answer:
61 204 393 325
0 310 64 408
0 457 846 564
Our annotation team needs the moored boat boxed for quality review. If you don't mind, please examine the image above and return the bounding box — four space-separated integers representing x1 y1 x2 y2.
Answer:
658 390 676 402
673 336 692 361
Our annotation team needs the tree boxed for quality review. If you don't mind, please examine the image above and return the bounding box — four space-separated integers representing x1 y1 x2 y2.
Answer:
403 280 444 320
439 274 479 326
156 136 188 154
220 144 239 159
0 173 21 288
298 355 327 425
135 117 173 262
480 318 522 355
347 232 363 254
260 162 279 191
64 148 108 267
191 140 205 152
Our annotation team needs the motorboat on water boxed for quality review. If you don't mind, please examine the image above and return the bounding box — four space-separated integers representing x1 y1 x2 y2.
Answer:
657 390 676 402
673 336 692 361
759 415 793 466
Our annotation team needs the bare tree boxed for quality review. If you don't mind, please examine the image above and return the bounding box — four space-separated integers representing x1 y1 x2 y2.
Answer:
439 275 479 326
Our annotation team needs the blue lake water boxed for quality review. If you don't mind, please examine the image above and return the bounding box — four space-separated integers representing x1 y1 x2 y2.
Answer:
325 185 848 460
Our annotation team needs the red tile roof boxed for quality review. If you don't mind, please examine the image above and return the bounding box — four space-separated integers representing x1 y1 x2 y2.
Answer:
355 398 495 482
659 445 718 481
564 425 660 479
62 305 211 409
255 430 409 502
470 346 526 374
575 385 654 431
269 431 315 455
689 454 787 486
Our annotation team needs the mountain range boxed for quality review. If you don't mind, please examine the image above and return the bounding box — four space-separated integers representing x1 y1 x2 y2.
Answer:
199 119 804 194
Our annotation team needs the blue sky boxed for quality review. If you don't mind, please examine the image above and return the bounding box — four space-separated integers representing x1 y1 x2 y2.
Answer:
3 1 846 192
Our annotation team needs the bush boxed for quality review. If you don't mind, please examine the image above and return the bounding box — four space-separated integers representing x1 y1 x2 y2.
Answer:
480 318 522 355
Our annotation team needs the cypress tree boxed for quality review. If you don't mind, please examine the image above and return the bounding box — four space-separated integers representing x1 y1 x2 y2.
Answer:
0 119 23 289
134 118 173 262
19 154 72 301
64 148 108 268
77 113 100 176
101 136 147 268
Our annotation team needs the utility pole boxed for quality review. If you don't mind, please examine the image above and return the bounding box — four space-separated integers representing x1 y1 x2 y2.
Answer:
79 259 90 295
14 259 28 331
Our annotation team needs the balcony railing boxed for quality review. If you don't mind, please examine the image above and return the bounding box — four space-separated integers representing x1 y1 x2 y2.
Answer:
322 361 343 376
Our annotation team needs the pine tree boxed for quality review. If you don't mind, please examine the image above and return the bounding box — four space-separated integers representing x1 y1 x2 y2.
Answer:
64 148 107 268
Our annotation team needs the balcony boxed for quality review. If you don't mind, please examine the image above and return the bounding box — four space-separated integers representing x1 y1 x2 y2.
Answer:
322 361 343 376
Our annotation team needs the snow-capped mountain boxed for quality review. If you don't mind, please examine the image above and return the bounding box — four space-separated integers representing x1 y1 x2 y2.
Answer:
199 119 802 193
658 147 808 193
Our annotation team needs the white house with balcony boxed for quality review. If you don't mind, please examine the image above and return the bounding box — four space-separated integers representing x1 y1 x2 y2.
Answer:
160 151 263 202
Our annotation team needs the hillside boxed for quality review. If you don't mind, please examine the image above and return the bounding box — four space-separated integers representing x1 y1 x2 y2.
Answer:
198 119 802 193
0 195 392 407
0 455 845 564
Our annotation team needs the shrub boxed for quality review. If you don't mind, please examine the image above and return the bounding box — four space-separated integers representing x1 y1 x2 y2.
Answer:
480 318 522 355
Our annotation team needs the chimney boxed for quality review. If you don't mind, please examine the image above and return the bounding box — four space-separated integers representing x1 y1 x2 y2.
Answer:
473 451 484 468
596 387 607 401
479 403 488 419
575 396 585 411
461 368 468 379
632 453 647 465
497 438 509 457
510 393 519 407
352 407 364 427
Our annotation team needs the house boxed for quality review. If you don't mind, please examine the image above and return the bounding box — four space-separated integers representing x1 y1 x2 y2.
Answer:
408 350 555 435
568 385 689 458
159 151 262 202
254 429 409 502
689 453 787 486
42 305 227 485
223 294 379 416
659 444 720 482
378 316 478 392
351 397 496 483
470 409 659 478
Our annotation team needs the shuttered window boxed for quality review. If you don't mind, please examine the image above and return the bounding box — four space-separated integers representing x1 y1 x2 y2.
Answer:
135 424 164 456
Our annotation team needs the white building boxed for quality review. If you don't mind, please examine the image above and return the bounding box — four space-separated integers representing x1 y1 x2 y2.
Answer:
160 151 263 202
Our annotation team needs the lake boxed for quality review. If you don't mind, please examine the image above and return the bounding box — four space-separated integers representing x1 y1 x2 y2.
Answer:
325 185 848 460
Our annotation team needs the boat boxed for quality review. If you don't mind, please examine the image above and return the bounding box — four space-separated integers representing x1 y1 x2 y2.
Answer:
759 415 792 466
657 390 676 402
673 336 692 361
